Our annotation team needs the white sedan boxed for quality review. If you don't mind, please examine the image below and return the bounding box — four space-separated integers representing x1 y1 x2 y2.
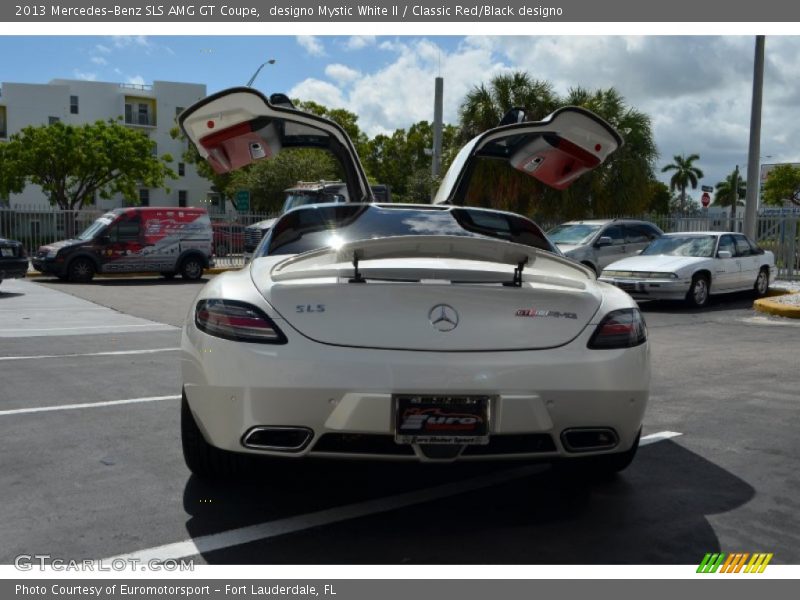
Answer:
176 87 649 478
599 232 776 307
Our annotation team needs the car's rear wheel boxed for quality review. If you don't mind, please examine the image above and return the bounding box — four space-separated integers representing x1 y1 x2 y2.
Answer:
181 391 253 479
686 273 710 308
754 267 769 297
179 256 204 280
68 257 95 283
554 431 640 480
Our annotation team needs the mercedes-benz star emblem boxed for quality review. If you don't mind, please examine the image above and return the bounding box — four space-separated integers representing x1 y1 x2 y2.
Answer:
429 304 459 332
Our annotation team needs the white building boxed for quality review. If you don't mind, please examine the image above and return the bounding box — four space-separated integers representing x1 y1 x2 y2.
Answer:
0 79 215 210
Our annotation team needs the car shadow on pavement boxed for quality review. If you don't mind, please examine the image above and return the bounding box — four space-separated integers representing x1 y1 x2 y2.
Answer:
638 291 758 314
0 290 25 299
39 277 208 287
181 440 755 564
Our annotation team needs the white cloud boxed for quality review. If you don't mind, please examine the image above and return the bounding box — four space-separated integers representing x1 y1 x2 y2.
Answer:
296 35 325 57
289 78 346 108
90 56 108 66
95 44 111 54
73 70 97 81
324 63 361 85
112 35 153 50
125 75 146 86
346 36 376 51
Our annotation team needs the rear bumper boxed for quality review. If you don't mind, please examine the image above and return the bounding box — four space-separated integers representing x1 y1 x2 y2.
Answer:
598 276 689 300
182 322 650 463
0 258 30 280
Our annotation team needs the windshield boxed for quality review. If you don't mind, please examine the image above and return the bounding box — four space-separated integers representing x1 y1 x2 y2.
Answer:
262 205 555 257
641 235 716 258
283 193 323 212
547 224 602 245
77 216 114 241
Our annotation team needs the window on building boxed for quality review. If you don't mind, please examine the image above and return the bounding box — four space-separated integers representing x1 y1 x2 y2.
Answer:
175 106 185 118
151 142 157 156
139 189 150 207
70 96 79 115
138 103 150 126
125 103 133 123
178 162 185 176
0 106 7 138
178 190 188 207
48 116 60 125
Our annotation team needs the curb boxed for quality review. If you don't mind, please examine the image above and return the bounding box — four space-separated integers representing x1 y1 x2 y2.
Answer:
25 266 241 280
754 289 800 319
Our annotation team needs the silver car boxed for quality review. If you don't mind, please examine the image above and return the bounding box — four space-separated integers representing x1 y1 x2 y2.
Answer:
548 219 664 275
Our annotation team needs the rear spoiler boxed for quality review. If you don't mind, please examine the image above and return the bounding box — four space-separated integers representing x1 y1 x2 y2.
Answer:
269 235 593 285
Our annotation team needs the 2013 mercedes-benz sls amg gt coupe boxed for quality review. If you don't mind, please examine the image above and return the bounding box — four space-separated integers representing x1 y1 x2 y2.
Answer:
177 88 650 478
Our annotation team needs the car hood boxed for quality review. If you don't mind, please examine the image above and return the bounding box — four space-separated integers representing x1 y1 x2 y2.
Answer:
604 254 710 273
555 244 583 255
38 239 85 253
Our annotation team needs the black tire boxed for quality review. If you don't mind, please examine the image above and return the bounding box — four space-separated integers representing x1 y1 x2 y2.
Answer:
686 273 710 308
160 272 176 280
67 257 96 283
215 244 229 258
179 255 204 281
181 391 252 479
581 261 599 276
554 431 640 480
754 267 769 297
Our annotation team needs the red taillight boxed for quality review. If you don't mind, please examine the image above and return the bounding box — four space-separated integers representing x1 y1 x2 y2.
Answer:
195 299 287 344
588 308 647 349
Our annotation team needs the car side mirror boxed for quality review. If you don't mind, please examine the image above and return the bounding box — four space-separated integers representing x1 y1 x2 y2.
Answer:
595 236 612 248
717 250 732 259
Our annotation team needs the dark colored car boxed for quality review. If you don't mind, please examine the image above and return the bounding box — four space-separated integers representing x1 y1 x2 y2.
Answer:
0 237 28 287
212 222 245 257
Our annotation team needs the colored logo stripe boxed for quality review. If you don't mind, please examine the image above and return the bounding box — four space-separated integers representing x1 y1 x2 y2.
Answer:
697 552 773 573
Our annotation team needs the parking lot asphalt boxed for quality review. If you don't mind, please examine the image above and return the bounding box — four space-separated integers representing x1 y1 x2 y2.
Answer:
1 275 798 565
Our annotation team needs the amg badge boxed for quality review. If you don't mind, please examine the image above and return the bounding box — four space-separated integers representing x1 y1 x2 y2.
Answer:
515 308 578 319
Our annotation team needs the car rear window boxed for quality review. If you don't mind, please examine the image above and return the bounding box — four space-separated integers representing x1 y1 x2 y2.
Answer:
263 205 554 256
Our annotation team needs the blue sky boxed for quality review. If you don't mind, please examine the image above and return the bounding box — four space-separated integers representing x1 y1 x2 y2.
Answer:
2 35 799 194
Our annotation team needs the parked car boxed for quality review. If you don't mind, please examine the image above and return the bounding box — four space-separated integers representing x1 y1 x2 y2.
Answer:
548 219 664 275
599 232 776 307
31 207 213 282
0 237 28 287
212 222 245 257
177 87 648 479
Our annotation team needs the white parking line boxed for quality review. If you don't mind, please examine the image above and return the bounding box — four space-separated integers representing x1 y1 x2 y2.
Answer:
102 430 682 563
0 395 180 417
0 347 180 362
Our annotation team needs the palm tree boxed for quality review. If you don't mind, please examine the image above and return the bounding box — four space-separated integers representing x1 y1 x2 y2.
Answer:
458 71 558 140
661 154 704 214
713 166 746 208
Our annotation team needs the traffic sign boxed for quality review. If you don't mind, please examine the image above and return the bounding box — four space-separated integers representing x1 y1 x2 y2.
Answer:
701 185 714 193
701 192 711 207
235 190 250 212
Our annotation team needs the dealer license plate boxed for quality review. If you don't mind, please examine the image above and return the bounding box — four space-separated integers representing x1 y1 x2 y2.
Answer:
394 395 491 445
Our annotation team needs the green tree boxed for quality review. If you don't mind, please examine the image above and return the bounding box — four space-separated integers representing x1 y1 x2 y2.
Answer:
226 148 337 213
661 153 704 214
458 71 558 141
713 167 746 207
762 164 800 207
2 120 174 211
646 180 672 214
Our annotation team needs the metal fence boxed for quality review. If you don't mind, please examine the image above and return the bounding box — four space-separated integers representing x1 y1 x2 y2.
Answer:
1 206 797 279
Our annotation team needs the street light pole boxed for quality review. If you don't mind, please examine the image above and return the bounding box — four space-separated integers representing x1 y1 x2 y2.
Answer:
246 59 276 88
744 36 765 239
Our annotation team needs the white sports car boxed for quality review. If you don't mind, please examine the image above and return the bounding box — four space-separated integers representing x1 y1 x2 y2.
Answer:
599 232 777 307
177 88 649 478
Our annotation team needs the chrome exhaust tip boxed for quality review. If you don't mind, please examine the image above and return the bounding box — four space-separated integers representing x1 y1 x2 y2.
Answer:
241 426 313 452
560 428 619 453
